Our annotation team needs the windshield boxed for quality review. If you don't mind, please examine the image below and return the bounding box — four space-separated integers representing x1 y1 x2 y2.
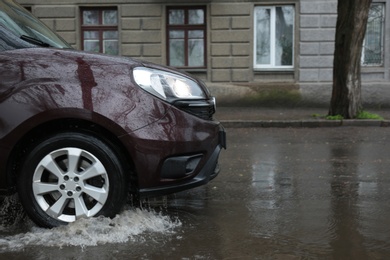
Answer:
0 0 71 48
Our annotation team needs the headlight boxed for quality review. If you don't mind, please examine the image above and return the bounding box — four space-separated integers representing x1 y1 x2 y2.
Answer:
133 67 206 102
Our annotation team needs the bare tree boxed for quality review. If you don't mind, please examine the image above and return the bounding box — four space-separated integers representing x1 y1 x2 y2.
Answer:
329 0 372 119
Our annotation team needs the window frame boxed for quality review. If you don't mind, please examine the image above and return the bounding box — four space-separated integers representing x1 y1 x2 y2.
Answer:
166 6 207 69
362 2 385 67
253 5 295 70
80 7 119 55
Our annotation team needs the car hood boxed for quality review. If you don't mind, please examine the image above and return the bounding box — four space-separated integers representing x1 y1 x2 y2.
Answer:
0 48 135 105
0 47 210 101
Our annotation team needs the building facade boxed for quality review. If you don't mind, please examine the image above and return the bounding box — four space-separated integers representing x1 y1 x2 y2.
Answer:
17 0 390 107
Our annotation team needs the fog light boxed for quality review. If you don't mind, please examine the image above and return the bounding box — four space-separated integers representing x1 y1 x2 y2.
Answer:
161 154 202 179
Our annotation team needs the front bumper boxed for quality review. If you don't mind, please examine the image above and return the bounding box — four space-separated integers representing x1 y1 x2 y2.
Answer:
138 125 226 197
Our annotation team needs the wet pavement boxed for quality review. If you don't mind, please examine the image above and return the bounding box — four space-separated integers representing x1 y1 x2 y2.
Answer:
1 127 390 259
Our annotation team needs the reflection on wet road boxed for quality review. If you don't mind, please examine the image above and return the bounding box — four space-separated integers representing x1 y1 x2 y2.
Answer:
1 127 390 259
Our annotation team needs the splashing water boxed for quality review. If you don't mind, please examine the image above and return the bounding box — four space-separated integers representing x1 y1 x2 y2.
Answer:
0 206 182 252
0 195 26 231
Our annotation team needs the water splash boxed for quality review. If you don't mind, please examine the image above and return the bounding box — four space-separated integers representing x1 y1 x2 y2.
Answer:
0 207 181 252
0 194 26 230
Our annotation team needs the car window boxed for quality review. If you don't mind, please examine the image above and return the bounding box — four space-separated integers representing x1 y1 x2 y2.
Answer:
0 0 71 49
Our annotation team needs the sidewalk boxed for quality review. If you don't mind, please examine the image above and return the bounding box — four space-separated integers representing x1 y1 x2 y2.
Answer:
215 107 390 127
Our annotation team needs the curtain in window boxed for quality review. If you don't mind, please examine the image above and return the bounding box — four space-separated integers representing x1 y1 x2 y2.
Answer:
255 5 294 68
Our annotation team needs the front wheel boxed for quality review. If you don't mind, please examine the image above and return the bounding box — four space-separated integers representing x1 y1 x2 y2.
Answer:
17 132 128 228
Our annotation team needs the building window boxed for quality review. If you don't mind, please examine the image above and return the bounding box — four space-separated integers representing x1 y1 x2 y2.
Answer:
362 3 384 66
254 5 295 69
81 8 118 55
167 6 206 68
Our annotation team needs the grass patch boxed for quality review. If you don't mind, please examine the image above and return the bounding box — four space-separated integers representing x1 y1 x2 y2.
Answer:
311 113 344 120
356 111 384 120
326 114 344 120
312 111 384 120
311 113 322 118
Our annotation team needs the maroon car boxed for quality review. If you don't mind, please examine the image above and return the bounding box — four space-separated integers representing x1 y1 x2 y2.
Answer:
0 0 226 228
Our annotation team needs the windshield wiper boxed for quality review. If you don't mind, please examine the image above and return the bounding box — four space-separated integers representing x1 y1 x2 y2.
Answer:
20 35 51 47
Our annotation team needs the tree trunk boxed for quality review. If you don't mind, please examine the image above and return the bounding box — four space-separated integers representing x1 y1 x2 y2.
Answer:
329 0 372 119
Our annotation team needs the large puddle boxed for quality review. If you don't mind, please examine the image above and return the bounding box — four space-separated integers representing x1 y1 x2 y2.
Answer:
2 127 390 259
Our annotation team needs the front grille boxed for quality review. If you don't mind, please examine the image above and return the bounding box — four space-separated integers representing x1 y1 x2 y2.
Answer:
174 100 216 120
182 105 215 120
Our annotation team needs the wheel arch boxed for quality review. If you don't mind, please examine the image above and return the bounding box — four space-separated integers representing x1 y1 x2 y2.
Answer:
6 117 138 195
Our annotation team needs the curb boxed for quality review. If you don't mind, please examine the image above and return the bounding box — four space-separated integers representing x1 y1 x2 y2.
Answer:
220 119 390 128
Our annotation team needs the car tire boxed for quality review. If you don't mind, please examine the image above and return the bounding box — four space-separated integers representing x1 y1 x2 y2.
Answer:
17 132 128 228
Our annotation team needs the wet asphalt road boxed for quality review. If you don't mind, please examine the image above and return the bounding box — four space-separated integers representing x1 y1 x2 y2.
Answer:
1 127 390 259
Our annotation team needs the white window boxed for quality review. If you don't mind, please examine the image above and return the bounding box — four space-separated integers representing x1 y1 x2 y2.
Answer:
254 5 295 69
362 3 385 66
